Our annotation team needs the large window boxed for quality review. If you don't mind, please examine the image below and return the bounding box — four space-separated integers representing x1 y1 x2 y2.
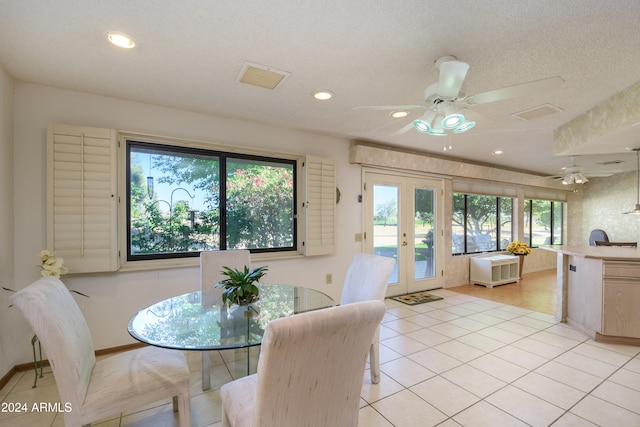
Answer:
524 199 563 247
127 141 296 261
452 193 513 255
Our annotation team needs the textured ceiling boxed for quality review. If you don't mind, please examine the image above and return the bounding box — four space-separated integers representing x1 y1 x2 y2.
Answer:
1 0 640 177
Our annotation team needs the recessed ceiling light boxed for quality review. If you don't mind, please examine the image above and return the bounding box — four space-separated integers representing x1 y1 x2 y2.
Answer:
313 90 334 100
108 33 136 49
389 111 408 119
492 150 504 155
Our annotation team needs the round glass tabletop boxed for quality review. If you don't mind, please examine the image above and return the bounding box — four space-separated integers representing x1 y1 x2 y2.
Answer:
128 284 335 351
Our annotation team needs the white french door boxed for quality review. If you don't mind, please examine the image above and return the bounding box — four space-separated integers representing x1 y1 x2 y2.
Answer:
363 170 444 297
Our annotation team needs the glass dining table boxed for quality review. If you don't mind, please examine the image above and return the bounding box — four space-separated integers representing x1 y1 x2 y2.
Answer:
128 284 335 390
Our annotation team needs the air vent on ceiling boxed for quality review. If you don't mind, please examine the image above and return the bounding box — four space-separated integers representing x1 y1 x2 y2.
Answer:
237 62 290 91
511 103 563 121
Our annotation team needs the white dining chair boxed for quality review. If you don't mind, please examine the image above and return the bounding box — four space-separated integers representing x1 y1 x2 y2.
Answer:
220 300 386 427
340 252 395 384
10 276 191 427
200 249 251 389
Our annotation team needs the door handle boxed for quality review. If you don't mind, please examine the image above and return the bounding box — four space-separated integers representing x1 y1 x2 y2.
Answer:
402 241 408 246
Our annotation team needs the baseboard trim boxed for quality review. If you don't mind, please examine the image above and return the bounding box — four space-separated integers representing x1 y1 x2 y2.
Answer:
0 342 147 391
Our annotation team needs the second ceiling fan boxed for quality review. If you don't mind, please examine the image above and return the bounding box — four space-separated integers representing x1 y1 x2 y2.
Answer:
355 55 564 136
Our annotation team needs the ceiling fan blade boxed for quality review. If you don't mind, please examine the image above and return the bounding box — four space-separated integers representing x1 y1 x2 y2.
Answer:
585 172 616 177
460 108 494 127
353 104 425 111
438 60 469 99
392 122 416 136
463 76 564 105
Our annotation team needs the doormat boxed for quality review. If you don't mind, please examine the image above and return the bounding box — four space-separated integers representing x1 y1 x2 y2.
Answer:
391 292 443 306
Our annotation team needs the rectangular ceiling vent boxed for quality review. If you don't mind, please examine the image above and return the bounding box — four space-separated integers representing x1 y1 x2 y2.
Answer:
511 103 563 121
237 62 291 91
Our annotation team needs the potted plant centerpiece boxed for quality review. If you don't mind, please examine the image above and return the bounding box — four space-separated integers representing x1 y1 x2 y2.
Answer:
215 265 268 307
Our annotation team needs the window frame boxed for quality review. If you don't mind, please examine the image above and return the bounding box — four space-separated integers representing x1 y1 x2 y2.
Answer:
452 193 513 255
123 132 308 270
524 199 564 248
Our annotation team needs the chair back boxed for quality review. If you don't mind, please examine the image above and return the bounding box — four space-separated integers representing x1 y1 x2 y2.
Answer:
10 277 96 409
200 250 251 305
253 300 386 427
589 229 609 246
340 253 396 305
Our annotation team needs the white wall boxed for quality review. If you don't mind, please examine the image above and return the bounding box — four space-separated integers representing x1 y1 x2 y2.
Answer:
569 173 640 245
0 66 15 378
9 82 363 366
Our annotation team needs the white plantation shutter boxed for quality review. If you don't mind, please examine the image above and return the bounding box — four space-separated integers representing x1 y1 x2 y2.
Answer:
303 156 335 256
47 124 118 273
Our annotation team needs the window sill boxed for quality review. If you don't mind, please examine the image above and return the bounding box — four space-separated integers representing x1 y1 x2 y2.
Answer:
117 251 305 272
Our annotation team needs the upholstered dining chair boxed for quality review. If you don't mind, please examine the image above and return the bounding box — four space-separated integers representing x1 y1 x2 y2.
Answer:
220 300 386 427
200 249 251 389
10 276 191 427
340 252 395 384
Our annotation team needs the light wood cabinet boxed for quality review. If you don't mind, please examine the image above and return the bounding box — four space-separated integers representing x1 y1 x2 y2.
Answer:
470 254 519 288
602 262 640 338
550 248 640 344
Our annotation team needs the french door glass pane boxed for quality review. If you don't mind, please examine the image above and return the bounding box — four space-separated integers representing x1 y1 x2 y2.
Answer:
373 184 399 283
414 188 435 279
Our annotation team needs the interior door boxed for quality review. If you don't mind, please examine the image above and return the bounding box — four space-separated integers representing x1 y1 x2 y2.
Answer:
363 170 444 297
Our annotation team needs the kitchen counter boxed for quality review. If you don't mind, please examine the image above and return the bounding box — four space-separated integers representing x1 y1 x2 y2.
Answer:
540 245 640 345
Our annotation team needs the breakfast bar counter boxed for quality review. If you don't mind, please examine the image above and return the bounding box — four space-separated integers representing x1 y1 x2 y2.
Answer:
541 245 640 345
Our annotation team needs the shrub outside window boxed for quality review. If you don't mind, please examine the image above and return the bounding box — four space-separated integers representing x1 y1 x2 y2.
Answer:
127 141 296 261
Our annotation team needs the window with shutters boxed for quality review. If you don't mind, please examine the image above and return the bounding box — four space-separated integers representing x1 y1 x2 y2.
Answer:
48 124 335 272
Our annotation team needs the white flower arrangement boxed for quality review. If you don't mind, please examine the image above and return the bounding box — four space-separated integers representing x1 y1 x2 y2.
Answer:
39 250 68 278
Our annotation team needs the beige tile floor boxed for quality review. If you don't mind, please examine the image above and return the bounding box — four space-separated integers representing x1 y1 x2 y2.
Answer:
2 287 640 426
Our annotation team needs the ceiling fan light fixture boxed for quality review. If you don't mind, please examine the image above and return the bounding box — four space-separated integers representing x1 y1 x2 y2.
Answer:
428 128 447 136
562 175 574 185
454 120 476 134
574 173 588 184
442 113 465 129
413 110 436 133
413 119 432 133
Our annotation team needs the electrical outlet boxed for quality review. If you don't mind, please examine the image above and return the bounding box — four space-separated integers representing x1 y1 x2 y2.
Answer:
355 233 362 242
325 273 332 284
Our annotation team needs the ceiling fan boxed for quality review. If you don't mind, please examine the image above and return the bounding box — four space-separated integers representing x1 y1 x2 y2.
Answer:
355 55 564 136
548 156 621 185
